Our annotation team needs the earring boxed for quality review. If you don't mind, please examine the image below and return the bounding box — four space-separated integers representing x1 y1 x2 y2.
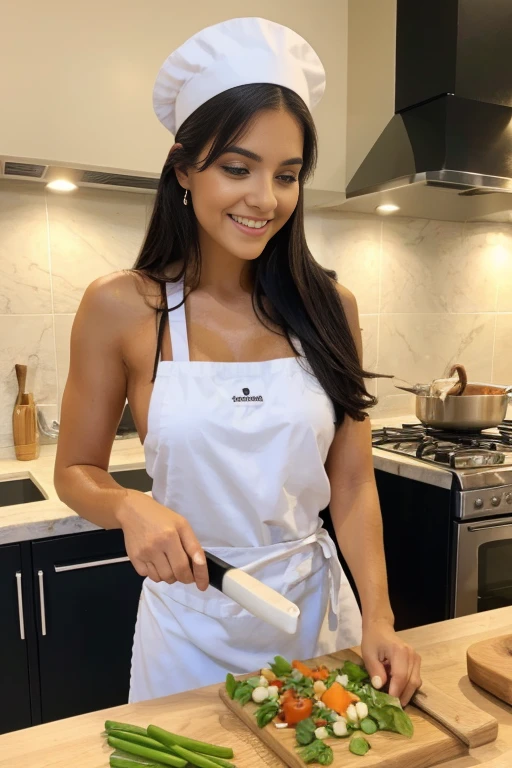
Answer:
183 190 189 206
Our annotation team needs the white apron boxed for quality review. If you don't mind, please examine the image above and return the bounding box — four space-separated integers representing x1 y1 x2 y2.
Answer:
129 279 362 702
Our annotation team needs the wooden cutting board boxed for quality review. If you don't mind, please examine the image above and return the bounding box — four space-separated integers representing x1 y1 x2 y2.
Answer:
220 648 495 768
467 634 512 706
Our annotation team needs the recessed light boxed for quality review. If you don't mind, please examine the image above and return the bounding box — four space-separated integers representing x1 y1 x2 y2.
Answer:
376 204 400 214
46 180 78 192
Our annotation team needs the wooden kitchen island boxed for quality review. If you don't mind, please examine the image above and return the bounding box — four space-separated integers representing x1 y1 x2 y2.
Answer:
1 607 511 768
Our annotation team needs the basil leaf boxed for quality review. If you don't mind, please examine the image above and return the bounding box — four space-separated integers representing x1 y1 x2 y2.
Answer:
245 676 262 689
225 673 237 699
341 660 369 684
391 708 414 738
256 700 279 728
370 687 402 710
298 740 334 765
269 656 292 676
233 682 253 706
295 718 317 746
368 704 414 738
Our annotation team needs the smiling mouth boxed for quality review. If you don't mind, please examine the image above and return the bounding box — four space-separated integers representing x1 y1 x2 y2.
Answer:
228 214 270 230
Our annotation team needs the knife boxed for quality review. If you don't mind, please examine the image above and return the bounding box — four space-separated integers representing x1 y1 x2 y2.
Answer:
205 551 300 635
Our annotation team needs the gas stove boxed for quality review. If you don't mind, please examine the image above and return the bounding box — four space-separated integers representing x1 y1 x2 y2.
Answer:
371 420 512 626
372 420 512 493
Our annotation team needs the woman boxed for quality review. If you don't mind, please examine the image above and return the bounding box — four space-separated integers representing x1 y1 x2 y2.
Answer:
54 17 421 705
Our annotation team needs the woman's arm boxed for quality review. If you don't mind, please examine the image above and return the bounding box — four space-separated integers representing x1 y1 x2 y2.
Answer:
325 285 422 705
54 273 208 590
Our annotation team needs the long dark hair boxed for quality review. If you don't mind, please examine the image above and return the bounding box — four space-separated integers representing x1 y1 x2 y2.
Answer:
132 83 383 424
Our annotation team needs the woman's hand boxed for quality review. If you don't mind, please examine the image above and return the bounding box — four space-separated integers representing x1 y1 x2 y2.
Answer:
116 490 209 590
361 618 422 706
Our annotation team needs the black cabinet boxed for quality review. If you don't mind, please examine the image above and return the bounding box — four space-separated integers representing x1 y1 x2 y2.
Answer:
32 529 144 723
0 544 32 733
0 529 144 734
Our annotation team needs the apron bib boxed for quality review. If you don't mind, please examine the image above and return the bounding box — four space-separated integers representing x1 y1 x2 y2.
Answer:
129 279 362 701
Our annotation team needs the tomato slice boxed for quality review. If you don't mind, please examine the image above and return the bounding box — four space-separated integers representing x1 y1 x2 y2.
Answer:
282 697 313 726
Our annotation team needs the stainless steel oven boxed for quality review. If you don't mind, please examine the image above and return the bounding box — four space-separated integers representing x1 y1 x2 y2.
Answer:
454 513 512 616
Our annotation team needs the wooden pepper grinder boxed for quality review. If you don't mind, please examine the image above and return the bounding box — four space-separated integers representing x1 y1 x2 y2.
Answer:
12 364 40 461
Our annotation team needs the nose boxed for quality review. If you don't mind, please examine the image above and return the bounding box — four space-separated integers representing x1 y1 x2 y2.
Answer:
244 172 278 215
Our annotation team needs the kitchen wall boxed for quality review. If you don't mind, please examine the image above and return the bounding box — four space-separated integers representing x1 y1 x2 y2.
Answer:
1 178 511 451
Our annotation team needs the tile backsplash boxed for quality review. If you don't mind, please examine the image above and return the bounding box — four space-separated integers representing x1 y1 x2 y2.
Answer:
1 178 511 450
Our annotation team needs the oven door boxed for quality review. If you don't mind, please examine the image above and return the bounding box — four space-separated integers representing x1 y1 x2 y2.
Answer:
453 515 512 617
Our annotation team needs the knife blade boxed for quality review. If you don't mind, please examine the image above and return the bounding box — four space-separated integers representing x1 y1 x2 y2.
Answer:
205 551 300 635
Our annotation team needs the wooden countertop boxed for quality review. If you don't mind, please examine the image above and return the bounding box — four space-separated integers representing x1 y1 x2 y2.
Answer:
1 607 511 768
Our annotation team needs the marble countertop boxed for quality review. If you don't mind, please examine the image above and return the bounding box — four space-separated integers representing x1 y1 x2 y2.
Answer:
0 415 453 546
0 437 147 545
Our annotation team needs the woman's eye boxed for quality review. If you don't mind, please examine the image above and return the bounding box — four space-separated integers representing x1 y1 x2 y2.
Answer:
222 166 248 176
221 166 297 184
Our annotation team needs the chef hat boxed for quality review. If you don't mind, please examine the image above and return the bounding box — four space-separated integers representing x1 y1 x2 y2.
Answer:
153 17 326 135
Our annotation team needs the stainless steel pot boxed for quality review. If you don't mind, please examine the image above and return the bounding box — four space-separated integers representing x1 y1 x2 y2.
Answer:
416 389 512 430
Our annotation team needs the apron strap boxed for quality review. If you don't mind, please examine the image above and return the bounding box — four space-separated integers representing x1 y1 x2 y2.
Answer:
165 279 190 362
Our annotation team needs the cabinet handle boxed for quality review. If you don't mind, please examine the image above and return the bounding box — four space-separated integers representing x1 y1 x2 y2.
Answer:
54 555 130 573
38 570 47 637
15 572 25 641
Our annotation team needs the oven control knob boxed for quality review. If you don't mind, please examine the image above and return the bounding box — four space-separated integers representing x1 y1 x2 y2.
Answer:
506 493 512 505
491 496 501 507
474 498 484 509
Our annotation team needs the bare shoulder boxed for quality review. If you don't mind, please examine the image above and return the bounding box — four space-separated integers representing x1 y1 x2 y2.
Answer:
333 282 362 360
334 282 360 328
80 270 160 314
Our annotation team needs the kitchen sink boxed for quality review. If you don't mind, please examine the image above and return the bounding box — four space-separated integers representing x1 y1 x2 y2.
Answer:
0 477 46 507
110 468 153 493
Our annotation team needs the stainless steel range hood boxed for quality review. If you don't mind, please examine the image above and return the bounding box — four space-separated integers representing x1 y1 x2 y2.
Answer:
344 0 512 223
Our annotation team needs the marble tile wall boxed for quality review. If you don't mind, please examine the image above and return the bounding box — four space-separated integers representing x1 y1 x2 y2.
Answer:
0 178 511 449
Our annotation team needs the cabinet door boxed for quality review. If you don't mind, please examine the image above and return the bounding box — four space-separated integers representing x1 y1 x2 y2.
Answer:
32 529 144 723
0 544 32 734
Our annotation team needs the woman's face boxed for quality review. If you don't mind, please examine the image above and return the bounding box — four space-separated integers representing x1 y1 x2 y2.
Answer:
177 108 304 262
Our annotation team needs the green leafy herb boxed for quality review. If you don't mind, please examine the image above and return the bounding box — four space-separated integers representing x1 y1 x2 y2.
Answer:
269 656 292 677
369 687 402 710
341 661 369 684
245 676 262 689
349 736 371 756
255 700 279 729
368 705 414 738
298 740 334 765
233 682 253 707
295 718 317 746
225 673 237 700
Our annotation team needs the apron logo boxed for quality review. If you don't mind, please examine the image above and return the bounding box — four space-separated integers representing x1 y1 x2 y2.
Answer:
232 387 264 405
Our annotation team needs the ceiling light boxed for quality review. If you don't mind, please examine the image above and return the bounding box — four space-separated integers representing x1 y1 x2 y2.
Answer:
46 180 78 192
376 204 400 214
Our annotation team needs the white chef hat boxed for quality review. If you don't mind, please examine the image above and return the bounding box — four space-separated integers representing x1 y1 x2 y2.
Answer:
153 17 326 135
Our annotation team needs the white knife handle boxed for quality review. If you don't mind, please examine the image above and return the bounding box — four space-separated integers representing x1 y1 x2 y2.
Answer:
222 569 300 635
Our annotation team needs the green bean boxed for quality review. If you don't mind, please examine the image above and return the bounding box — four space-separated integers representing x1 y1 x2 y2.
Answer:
201 755 237 768
106 720 148 736
148 725 234 759
107 736 187 767
168 744 228 768
110 756 168 768
109 731 175 754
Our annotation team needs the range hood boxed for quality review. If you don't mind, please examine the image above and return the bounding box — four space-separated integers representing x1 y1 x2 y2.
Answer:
344 0 512 223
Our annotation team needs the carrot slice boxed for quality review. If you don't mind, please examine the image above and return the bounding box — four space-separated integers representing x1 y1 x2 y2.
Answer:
321 682 360 715
291 660 315 678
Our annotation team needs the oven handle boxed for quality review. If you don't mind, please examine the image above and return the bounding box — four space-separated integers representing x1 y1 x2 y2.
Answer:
468 521 512 533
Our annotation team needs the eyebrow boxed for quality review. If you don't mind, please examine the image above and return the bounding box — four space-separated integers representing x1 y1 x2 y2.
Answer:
222 145 303 166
